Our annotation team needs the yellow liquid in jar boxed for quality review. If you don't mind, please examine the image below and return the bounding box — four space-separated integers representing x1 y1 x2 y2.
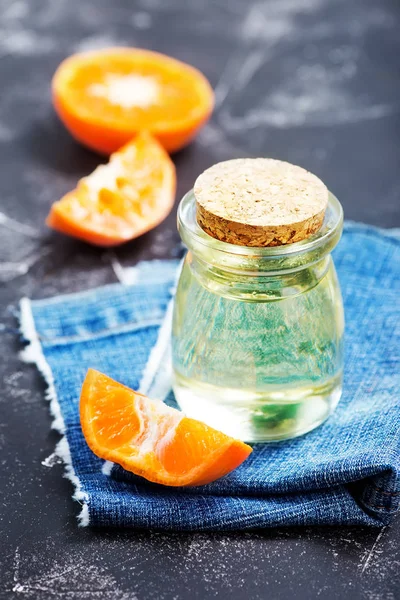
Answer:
172 256 344 442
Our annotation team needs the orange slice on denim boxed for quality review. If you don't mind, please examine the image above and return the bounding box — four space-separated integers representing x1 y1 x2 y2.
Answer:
52 47 214 154
80 369 252 487
46 132 176 246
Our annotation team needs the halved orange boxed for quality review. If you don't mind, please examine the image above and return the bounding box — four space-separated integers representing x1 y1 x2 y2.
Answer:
46 132 176 246
80 369 252 487
52 47 214 155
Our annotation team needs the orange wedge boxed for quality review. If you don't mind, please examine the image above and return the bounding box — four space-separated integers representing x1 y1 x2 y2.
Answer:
52 47 214 154
80 369 252 487
46 132 176 246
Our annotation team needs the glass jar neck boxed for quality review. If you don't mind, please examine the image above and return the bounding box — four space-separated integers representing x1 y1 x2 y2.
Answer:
188 252 332 301
178 189 343 278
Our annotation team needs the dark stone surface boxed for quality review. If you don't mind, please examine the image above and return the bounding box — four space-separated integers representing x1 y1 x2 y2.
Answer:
0 0 399 598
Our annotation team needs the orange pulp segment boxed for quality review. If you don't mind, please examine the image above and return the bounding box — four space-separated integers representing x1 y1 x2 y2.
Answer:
46 132 176 246
80 369 252 487
52 47 214 154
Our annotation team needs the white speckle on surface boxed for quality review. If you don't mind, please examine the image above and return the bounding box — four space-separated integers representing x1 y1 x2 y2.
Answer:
242 0 393 43
149 230 179 258
11 545 136 599
107 256 181 286
214 0 399 135
41 452 63 468
0 247 52 283
0 212 52 282
314 147 327 161
214 0 322 109
74 35 124 53
131 11 153 29
197 123 251 158
0 123 14 142
242 1 299 43
213 53 246 109
3 1 30 21
0 30 55 56
13 546 21 589
359 526 388 574
240 0 336 51
232 50 267 93
0 212 41 238
3 371 34 401
139 0 170 8
106 251 133 284
221 98 398 131
214 49 266 109
329 44 358 64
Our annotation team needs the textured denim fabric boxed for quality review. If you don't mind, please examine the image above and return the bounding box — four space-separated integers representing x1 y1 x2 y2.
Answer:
21 223 400 530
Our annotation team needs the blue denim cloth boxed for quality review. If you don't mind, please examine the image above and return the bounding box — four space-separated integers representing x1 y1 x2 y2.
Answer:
20 223 400 530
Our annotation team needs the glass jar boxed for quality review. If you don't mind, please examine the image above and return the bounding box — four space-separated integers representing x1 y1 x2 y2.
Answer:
171 189 344 442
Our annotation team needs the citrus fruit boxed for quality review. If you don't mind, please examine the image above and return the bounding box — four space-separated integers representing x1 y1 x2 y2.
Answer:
52 47 214 154
80 369 252 487
46 132 176 246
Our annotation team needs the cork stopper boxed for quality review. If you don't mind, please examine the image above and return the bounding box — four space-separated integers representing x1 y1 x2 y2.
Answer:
194 158 328 247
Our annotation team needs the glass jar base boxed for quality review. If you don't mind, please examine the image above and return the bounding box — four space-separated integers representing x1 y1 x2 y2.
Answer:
173 372 342 443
